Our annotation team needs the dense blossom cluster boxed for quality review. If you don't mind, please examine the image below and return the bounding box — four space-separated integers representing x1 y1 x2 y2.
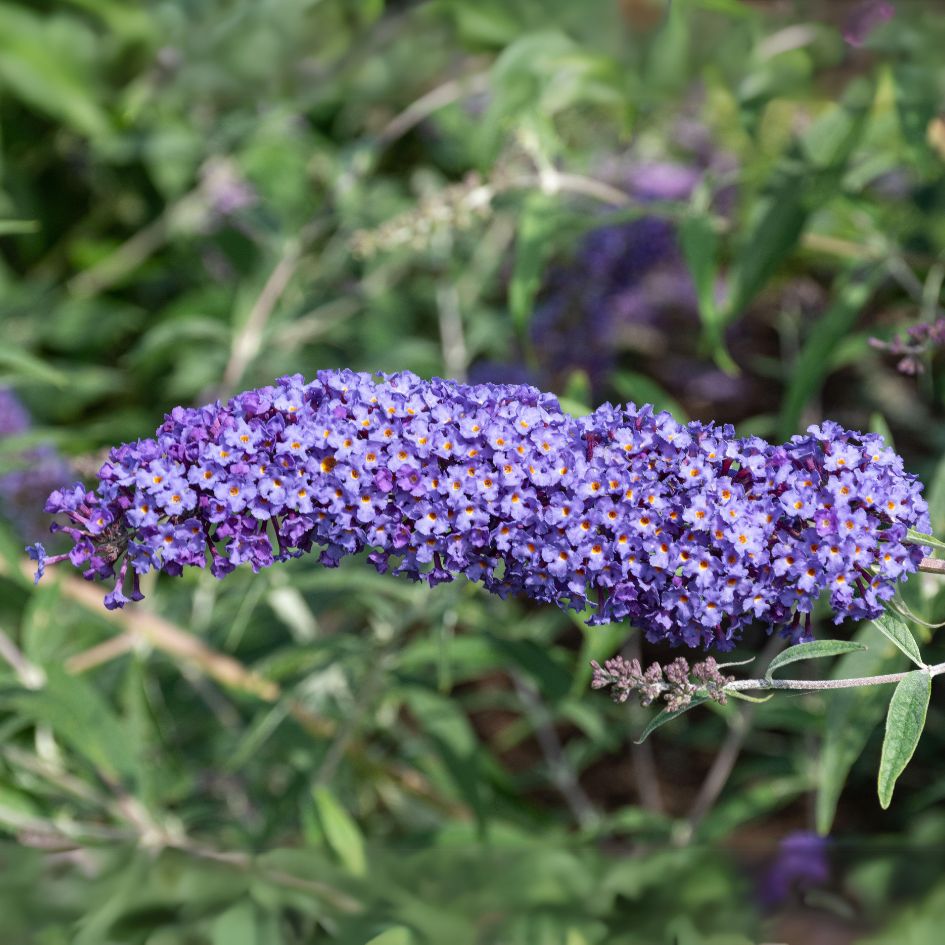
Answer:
29 370 929 648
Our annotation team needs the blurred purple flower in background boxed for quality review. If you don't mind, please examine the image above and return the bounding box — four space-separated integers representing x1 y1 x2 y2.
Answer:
528 161 701 395
843 1 895 47
759 831 832 908
0 388 72 543
483 151 776 422
199 157 258 230
0 388 30 435
869 317 945 375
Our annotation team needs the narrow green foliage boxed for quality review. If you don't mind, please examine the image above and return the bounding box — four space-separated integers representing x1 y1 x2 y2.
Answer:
779 272 877 439
635 696 710 744
873 613 925 668
817 624 906 834
363 929 415 945
509 193 562 338
878 670 932 809
765 640 867 679
312 786 367 877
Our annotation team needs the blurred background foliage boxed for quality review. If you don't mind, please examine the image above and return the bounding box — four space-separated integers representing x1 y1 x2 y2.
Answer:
2 0 945 942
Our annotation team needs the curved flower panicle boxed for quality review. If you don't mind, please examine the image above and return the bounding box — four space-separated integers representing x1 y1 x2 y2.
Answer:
31 370 929 646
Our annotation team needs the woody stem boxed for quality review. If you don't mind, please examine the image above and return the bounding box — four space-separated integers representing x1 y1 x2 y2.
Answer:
726 661 945 693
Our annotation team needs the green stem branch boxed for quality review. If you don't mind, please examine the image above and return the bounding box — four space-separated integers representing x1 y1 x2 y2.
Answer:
919 557 945 575
726 661 945 693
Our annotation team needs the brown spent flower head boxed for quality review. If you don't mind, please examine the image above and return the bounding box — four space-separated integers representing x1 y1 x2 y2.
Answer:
590 655 733 710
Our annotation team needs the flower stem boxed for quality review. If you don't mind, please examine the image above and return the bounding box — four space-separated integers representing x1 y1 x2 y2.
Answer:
726 661 945 693
919 556 945 575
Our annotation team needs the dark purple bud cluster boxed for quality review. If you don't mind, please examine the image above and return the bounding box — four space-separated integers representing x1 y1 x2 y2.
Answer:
591 655 733 710
28 370 929 646
869 317 945 375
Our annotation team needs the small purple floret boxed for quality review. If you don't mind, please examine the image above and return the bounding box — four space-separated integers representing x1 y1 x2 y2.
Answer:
29 370 930 650
26 543 47 584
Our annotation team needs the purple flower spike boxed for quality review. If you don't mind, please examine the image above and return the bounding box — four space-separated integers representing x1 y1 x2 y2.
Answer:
29 370 930 650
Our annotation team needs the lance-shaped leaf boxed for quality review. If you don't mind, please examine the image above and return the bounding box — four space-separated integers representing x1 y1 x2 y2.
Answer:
816 625 902 834
877 670 931 809
508 192 564 337
873 613 924 668
634 695 709 744
906 528 945 553
765 639 867 679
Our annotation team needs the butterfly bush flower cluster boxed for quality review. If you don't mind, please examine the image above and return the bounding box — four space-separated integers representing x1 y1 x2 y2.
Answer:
28 370 929 648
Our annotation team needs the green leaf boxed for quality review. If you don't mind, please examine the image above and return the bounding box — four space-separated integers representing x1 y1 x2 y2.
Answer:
311 786 367 877
872 613 924 668
0 4 111 139
0 522 32 588
679 212 724 358
0 219 38 236
572 622 626 696
400 688 484 828
0 348 68 387
765 640 867 679
725 184 808 322
363 928 415 945
907 528 945 553
72 852 153 945
60 0 155 42
923 456 945 539
484 633 572 703
644 0 688 94
726 82 874 326
488 30 624 127
12 665 137 782
817 625 905 833
560 369 592 415
700 774 811 844
868 412 895 451
610 370 685 422
778 272 877 438
877 670 931 809
508 193 561 337
800 83 873 168
635 696 709 744
212 902 258 945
